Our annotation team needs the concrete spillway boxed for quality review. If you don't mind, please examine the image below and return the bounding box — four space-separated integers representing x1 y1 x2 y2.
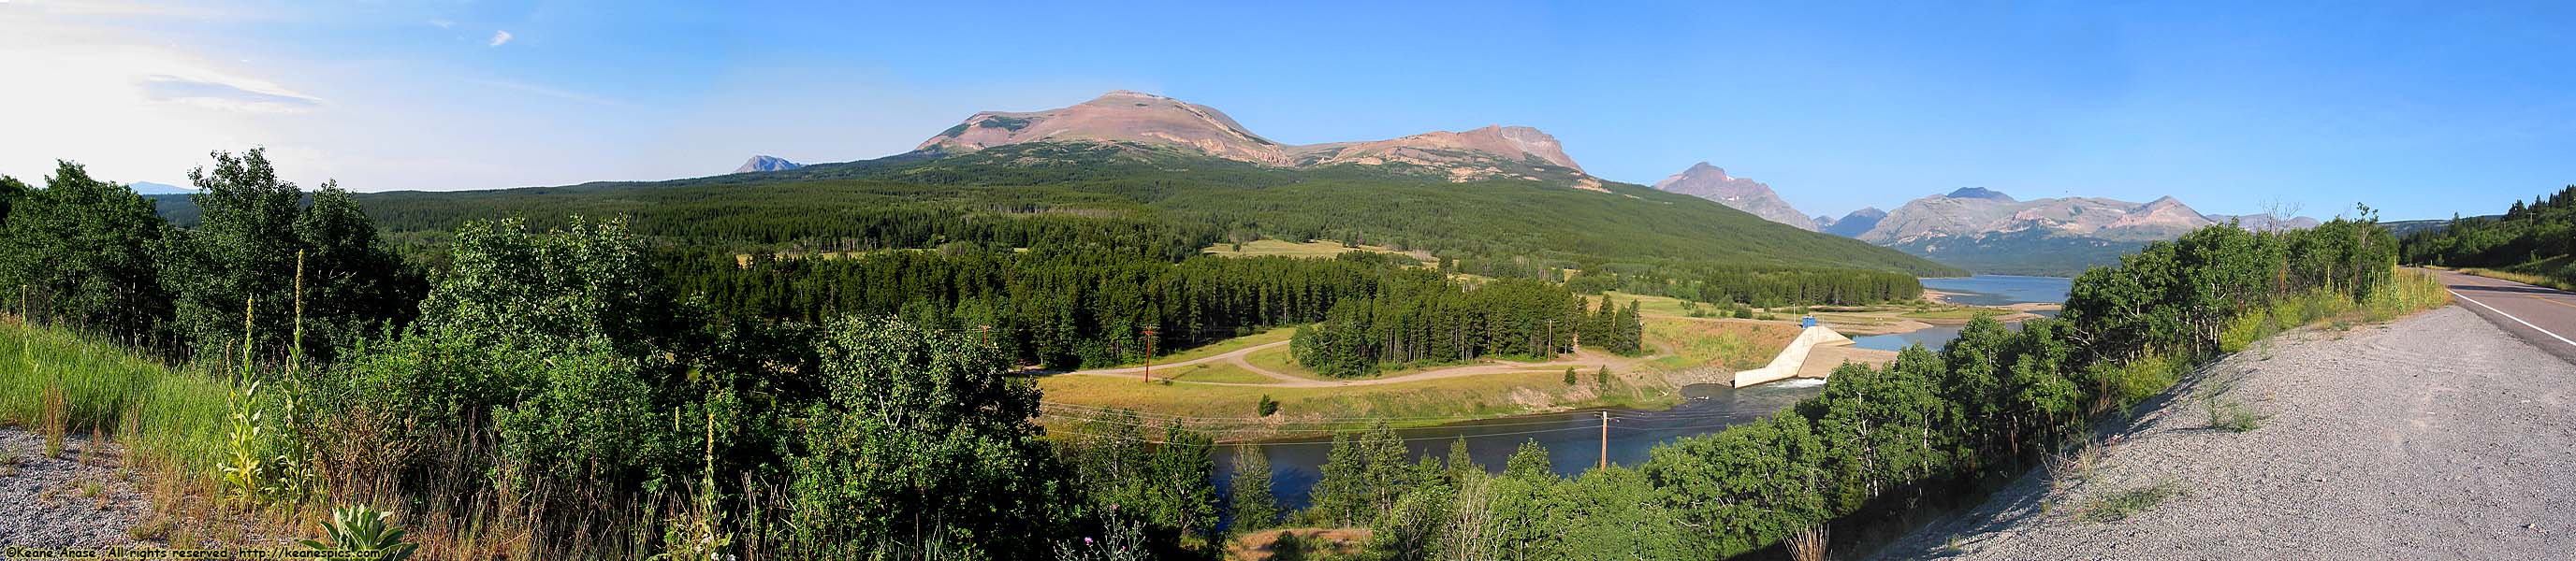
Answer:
1730 325 1855 387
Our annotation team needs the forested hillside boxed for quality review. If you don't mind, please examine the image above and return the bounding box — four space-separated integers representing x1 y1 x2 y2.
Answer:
2401 185 2576 288
152 142 1962 279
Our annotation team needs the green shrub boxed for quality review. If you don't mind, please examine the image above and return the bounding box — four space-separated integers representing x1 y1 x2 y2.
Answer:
2079 481 2183 523
788 316 1066 558
489 338 666 496
2103 353 2182 408
298 504 419 561
2217 313 2270 353
2204 396 2263 433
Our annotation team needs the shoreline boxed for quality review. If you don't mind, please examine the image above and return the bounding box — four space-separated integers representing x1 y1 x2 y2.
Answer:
1922 288 2064 313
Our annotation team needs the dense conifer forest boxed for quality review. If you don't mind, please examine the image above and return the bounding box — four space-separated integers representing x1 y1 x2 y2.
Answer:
149 142 1962 293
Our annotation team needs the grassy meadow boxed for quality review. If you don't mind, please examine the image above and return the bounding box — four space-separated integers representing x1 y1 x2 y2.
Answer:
1 318 231 476
1032 309 1807 438
1199 238 1431 264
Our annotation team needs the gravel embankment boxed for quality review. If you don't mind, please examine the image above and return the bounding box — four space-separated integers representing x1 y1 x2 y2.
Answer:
0 427 158 548
1875 306 2576 560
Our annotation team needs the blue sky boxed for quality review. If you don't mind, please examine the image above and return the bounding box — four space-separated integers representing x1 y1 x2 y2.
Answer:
3 1 2570 221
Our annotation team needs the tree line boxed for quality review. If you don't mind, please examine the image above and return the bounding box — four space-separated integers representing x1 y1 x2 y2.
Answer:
2400 185 2576 283
1288 278 1642 378
1566 265 1925 308
661 248 1587 370
0 152 421 366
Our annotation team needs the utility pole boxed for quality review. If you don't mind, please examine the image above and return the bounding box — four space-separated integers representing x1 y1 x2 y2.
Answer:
978 324 991 348
1544 319 1556 354
1598 410 1609 470
1142 325 1158 382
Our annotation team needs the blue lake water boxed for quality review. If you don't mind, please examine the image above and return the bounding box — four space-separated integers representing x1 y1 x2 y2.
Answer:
1919 275 2074 307
1848 275 2073 352
1215 381 1826 511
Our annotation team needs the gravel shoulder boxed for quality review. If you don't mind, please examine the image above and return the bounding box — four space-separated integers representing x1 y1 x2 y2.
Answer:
0 427 158 548
1874 306 2576 560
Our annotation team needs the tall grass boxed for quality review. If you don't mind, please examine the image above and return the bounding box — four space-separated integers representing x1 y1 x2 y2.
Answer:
2105 267 2451 411
0 317 233 478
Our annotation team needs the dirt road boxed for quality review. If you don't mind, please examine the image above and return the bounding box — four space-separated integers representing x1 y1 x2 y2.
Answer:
1874 305 2576 559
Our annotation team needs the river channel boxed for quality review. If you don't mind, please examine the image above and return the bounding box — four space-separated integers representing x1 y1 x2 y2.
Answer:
1214 275 2074 510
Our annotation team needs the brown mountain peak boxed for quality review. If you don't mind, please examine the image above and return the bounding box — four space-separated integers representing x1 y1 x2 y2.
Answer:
1652 162 1817 231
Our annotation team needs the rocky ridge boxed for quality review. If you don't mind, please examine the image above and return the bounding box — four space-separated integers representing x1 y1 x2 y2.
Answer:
913 91 1591 185
1650 162 1817 230
733 155 803 174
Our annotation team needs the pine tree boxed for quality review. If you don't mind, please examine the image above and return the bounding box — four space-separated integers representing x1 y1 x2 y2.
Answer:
1310 432 1370 526
1621 300 1645 355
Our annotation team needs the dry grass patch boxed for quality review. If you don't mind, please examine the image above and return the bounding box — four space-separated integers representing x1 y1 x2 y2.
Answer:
1201 238 1431 264
1228 528 1369 560
1158 362 1281 384
1643 318 1798 371
1037 368 1672 439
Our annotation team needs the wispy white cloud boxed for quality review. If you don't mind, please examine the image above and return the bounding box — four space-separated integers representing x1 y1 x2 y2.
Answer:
428 19 453 29
465 78 631 108
7 0 231 19
138 74 323 113
0 13 308 185
488 29 511 47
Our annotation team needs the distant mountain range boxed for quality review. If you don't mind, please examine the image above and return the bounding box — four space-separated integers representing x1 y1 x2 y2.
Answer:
1818 208 1884 237
1648 164 2323 276
128 181 194 194
734 155 803 174
1652 163 1817 230
2382 216 2495 237
224 90 1957 280
910 91 1606 189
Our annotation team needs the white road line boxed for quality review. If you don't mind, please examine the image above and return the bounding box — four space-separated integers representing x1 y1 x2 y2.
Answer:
2450 289 2576 349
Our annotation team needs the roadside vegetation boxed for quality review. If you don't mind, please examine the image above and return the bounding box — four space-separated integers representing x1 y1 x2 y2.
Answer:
2402 185 2576 288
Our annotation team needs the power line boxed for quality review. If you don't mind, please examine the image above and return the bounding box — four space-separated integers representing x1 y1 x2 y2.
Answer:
1042 400 1783 426
1037 411 1597 431
1046 424 1607 446
1608 421 1770 433
1040 400 1608 423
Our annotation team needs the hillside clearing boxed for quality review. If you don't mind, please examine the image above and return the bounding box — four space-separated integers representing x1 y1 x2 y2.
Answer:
1200 238 1431 264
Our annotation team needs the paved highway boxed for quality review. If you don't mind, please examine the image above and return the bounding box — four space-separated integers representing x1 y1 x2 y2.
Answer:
2428 268 2576 366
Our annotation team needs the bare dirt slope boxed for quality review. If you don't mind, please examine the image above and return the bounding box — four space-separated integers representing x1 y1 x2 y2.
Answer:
1874 306 2576 560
